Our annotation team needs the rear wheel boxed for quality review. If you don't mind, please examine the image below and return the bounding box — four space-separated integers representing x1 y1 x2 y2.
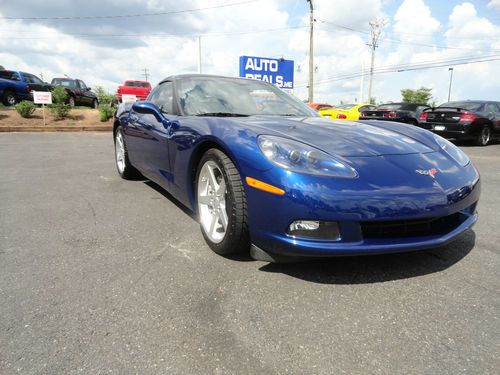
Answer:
114 126 141 179
475 125 491 146
2 90 16 106
196 149 250 255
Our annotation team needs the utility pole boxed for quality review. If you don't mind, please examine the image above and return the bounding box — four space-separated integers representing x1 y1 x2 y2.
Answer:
359 61 365 103
142 68 150 82
447 67 454 102
198 36 202 74
367 19 384 103
307 0 314 103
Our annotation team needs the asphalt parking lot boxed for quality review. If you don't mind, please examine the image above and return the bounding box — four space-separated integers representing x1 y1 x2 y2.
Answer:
0 133 498 374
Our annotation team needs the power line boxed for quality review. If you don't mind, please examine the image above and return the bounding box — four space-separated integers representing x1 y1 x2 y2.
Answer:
316 19 500 53
0 0 259 20
0 25 308 40
294 55 500 87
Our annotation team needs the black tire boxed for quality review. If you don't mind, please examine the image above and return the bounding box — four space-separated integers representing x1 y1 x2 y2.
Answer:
114 126 141 179
475 125 491 146
68 96 75 107
196 149 250 255
2 90 16 106
92 99 99 109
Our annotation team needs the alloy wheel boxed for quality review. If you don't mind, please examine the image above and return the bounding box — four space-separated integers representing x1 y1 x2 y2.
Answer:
197 160 228 244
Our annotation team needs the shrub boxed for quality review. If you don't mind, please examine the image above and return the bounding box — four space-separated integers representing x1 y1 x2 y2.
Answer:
51 86 68 104
48 86 71 120
94 86 115 106
15 100 36 118
99 106 115 122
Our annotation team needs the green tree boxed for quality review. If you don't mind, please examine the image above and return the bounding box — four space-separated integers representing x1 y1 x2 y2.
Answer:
401 87 433 105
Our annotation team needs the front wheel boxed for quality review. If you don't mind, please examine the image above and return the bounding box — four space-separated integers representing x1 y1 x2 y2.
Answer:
68 96 75 107
2 90 16 106
196 149 250 255
475 126 491 146
92 99 99 109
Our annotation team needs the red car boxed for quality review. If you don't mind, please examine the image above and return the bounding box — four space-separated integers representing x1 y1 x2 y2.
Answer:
117 80 152 102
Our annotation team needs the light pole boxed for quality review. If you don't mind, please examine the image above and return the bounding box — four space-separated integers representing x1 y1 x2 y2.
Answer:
448 67 454 102
307 0 314 103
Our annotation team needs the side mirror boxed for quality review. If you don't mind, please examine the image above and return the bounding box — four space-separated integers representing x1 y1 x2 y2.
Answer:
86 87 92 91
132 101 164 122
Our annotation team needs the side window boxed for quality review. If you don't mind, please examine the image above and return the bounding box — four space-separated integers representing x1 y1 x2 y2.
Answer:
78 80 87 90
24 74 43 84
485 103 499 113
151 82 173 114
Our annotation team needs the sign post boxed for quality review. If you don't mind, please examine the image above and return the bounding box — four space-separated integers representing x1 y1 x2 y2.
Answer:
239 55 294 92
33 91 52 126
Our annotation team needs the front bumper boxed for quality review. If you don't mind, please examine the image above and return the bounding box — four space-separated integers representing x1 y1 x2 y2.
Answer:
245 153 480 258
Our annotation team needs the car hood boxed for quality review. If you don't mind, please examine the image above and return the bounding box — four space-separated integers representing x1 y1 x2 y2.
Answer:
233 116 439 157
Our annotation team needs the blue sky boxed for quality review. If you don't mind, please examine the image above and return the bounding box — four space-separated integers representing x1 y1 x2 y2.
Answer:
0 0 498 104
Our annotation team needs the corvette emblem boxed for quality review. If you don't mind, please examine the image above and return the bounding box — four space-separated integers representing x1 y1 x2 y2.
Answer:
416 168 438 178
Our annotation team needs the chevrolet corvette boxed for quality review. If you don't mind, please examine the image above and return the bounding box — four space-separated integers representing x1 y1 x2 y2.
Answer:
113 74 480 262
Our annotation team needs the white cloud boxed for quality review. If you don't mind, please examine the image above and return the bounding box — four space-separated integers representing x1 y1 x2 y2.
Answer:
0 0 498 105
488 0 500 12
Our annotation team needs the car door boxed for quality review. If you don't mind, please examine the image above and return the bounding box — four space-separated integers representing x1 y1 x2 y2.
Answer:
77 80 92 106
485 102 500 135
125 82 176 188
23 73 47 93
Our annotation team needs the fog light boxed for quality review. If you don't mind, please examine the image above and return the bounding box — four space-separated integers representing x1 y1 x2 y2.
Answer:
287 220 341 240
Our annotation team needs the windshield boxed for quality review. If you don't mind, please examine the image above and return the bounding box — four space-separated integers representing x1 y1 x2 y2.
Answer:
439 102 484 111
126 81 150 88
52 79 77 88
177 77 318 117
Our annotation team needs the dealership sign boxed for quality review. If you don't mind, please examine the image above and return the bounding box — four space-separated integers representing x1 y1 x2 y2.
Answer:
239 56 294 89
33 91 52 104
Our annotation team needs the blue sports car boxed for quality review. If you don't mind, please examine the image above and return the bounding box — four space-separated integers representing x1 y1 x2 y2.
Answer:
113 74 480 262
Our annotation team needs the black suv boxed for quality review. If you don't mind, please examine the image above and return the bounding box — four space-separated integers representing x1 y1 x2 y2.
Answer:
50 78 98 108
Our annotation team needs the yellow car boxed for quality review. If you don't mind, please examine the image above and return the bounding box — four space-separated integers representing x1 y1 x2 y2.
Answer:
319 103 376 120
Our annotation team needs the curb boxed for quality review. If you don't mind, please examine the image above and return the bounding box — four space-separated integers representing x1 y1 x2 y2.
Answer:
0 126 112 132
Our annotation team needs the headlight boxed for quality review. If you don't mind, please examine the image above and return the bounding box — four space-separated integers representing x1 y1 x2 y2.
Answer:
434 135 470 167
258 135 358 178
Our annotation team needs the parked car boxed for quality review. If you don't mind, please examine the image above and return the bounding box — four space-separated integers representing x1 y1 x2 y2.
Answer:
419 101 500 146
0 70 52 106
51 78 99 108
113 74 479 262
307 102 334 111
117 80 151 102
360 102 429 125
319 103 376 120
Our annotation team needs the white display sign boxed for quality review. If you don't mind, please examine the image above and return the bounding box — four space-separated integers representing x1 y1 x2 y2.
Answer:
33 91 52 104
122 94 137 103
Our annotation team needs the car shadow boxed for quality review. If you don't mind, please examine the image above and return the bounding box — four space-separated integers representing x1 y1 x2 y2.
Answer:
141 179 477 276
144 180 197 220
258 231 475 284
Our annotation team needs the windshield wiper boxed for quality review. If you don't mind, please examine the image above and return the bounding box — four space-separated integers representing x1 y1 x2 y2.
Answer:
195 112 249 117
